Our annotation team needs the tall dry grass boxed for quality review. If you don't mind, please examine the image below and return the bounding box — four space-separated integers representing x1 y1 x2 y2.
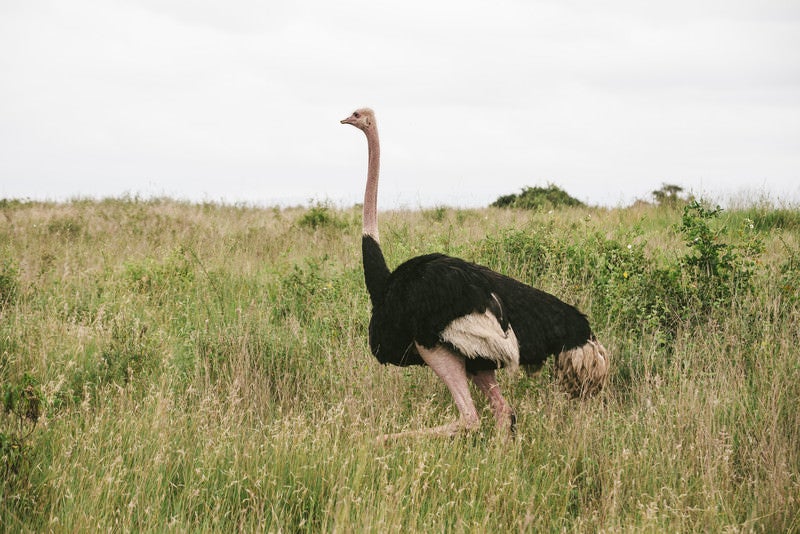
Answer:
0 197 798 531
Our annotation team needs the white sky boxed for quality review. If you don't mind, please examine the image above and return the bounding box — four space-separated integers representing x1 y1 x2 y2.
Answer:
1 0 799 208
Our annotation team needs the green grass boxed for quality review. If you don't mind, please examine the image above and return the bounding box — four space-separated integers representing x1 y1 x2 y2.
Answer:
1 198 798 531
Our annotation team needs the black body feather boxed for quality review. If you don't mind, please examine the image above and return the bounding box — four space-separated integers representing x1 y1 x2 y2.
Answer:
362 235 390 306
362 235 592 373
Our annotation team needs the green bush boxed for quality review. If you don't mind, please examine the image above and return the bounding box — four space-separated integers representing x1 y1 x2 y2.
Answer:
491 185 585 210
478 200 764 338
298 202 346 230
677 201 763 312
476 226 559 280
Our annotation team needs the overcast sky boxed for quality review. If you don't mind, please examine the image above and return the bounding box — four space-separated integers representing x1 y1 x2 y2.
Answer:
1 0 799 208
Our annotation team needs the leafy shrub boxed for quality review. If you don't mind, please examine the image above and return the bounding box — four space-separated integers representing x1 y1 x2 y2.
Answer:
491 185 585 210
590 202 763 333
477 200 764 339
476 226 559 280
580 237 673 332
490 193 518 208
476 224 671 332
298 202 346 230
677 201 763 312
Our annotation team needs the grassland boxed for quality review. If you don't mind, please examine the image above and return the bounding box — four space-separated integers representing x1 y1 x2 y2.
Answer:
1 197 799 532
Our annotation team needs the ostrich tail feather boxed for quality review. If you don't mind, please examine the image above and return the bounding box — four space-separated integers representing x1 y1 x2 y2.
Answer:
555 339 609 398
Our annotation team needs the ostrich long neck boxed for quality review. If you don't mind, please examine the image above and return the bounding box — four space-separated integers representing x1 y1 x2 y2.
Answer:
363 126 380 240
361 123 390 305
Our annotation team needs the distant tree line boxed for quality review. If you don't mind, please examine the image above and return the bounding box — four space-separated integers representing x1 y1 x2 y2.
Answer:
491 183 689 209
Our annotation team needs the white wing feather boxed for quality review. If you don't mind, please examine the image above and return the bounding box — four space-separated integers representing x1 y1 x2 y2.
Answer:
440 310 520 369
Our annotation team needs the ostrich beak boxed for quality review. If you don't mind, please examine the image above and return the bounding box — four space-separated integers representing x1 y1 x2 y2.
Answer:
341 116 355 125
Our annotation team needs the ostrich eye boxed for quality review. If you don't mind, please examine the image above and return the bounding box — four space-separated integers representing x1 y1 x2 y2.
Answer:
353 112 360 118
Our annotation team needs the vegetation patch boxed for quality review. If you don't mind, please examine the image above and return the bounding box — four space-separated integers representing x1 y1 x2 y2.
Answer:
1 373 43 513
0 258 18 309
297 201 347 230
651 183 690 207
0 197 797 531
491 184 585 210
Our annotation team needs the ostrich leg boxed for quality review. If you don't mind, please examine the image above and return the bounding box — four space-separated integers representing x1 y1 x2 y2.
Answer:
470 370 516 436
378 343 480 442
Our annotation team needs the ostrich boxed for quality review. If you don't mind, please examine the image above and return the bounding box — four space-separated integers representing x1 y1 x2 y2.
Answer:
341 108 608 440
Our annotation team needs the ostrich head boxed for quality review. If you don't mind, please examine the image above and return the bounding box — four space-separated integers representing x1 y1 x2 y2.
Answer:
340 108 376 132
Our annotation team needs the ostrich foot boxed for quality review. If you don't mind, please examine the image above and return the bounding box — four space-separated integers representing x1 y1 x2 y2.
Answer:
376 417 480 444
380 343 481 443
